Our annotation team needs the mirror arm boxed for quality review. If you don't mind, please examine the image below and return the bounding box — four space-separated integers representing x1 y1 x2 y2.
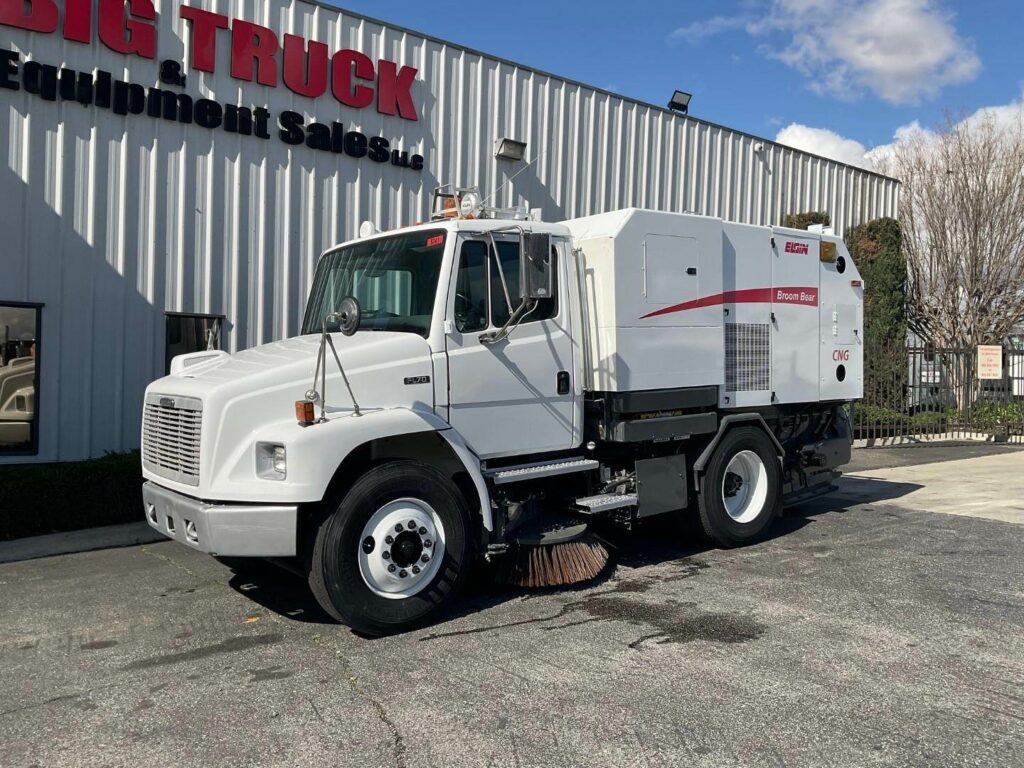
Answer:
478 298 537 345
486 230 515 316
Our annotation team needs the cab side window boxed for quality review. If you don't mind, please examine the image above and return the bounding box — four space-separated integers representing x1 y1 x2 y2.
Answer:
454 241 489 332
455 239 559 332
488 241 558 327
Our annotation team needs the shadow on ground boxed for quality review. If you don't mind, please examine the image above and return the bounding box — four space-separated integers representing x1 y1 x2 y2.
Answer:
224 473 923 633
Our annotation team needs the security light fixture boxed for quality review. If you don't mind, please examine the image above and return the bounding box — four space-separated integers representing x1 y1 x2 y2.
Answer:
494 137 527 161
667 90 692 114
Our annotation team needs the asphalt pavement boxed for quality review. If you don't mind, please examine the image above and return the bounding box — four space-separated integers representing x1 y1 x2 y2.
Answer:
2 445 1023 768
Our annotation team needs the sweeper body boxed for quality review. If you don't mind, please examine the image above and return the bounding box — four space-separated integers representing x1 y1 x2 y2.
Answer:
141 194 863 635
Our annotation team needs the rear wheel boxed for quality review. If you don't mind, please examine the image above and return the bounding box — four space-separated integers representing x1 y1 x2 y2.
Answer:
697 426 782 547
308 461 474 636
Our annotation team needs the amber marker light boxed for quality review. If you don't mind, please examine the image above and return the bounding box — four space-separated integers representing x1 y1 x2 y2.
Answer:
295 400 316 425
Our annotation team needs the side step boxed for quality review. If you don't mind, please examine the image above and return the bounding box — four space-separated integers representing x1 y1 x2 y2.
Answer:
485 458 598 485
574 492 638 514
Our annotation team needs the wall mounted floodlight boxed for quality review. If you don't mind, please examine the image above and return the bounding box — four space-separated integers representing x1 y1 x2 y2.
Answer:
494 137 527 161
667 90 692 114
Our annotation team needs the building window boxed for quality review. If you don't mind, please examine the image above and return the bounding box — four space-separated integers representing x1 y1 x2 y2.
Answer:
0 302 42 455
165 313 224 374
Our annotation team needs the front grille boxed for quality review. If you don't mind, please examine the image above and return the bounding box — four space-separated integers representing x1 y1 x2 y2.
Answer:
143 394 202 486
725 323 771 392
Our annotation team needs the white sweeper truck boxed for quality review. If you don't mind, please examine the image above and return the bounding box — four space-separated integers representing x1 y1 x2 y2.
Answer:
141 190 863 635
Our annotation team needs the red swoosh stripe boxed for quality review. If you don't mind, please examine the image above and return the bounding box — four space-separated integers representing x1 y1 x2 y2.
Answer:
640 286 818 319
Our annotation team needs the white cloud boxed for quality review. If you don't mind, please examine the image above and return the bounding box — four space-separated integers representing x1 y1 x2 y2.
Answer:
674 0 981 105
669 15 749 44
775 93 1024 171
775 123 874 168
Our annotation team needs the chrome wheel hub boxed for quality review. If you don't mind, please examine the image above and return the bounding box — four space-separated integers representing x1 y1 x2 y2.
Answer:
358 498 445 599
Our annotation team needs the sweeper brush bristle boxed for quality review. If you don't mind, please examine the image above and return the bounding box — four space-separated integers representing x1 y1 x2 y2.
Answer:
508 536 610 589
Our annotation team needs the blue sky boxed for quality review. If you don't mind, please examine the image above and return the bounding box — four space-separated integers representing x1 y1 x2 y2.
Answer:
333 0 1024 169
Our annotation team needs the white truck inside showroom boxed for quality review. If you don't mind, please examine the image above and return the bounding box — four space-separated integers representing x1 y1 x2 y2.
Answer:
141 191 863 635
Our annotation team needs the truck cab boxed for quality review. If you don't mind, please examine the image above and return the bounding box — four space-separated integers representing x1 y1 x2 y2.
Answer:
142 192 860 635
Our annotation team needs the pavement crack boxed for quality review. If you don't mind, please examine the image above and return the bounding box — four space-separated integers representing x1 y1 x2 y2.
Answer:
419 603 577 640
140 546 198 578
339 655 407 768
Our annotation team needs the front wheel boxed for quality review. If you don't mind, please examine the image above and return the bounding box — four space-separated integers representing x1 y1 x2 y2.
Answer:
308 461 474 636
697 426 782 547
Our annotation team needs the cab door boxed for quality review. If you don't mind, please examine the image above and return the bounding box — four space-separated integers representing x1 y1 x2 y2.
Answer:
444 235 576 459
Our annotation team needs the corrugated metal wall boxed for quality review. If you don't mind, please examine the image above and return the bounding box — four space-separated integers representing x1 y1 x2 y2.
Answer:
0 0 899 462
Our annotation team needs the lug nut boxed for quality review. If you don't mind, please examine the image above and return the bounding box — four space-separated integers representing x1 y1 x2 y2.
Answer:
388 564 396 573
421 554 430 563
382 551 391 560
412 566 421 575
407 520 417 530
399 570 408 578
418 527 427 535
361 536 375 554
394 524 403 533
423 539 432 548
385 535 394 545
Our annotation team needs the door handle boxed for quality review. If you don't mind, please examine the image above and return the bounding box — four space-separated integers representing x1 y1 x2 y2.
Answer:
557 371 570 395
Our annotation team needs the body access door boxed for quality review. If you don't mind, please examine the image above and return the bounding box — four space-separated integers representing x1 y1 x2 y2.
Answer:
444 235 577 459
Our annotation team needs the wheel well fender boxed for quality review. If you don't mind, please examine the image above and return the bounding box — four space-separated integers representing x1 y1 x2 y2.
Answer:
692 414 784 481
312 413 491 534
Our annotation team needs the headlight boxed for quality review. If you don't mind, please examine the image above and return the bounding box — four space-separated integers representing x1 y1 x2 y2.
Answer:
256 442 287 480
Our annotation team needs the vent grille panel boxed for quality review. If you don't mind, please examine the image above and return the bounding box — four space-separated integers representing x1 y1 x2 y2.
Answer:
143 397 202 486
725 323 771 392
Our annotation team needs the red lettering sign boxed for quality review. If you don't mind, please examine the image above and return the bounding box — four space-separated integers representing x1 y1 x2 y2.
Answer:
283 34 327 98
426 235 444 248
833 349 850 362
179 5 228 72
784 241 810 255
230 19 277 86
376 58 418 120
0 0 59 33
0 0 420 120
332 49 375 109
98 0 155 59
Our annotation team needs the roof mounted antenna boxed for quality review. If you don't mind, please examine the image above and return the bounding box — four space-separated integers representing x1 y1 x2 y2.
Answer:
478 149 546 213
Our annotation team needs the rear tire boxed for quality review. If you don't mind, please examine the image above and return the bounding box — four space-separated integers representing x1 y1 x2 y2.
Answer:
697 426 782 547
308 460 474 636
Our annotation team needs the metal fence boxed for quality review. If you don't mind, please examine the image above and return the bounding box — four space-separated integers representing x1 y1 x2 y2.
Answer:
851 342 1024 443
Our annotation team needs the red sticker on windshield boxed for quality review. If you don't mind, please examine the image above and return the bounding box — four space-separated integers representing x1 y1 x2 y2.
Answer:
426 235 444 247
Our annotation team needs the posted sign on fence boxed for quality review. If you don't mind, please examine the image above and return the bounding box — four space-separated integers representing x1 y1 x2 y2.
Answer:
977 345 1003 379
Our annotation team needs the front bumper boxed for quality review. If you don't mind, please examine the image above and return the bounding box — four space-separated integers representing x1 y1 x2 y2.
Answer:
142 481 298 557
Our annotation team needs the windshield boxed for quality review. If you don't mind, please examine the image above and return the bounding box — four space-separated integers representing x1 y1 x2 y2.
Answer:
302 230 448 337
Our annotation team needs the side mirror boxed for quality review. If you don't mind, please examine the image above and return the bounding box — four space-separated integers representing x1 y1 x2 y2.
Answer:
329 296 361 336
520 232 553 300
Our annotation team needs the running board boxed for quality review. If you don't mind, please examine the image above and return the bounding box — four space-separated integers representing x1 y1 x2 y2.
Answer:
485 458 599 485
574 492 638 514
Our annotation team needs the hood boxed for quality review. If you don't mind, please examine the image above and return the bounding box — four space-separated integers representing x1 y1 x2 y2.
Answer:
146 332 436 481
157 332 434 408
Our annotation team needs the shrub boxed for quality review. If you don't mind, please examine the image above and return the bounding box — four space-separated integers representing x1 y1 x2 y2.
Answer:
783 211 831 230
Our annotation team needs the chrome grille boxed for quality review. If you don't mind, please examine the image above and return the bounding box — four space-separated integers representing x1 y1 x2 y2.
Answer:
143 394 202 486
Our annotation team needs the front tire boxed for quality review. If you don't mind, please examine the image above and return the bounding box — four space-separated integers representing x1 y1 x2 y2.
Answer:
697 426 782 547
308 461 474 636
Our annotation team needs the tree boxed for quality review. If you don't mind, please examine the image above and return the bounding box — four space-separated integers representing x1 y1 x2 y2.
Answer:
783 211 831 230
884 113 1024 410
846 218 907 409
890 114 1024 349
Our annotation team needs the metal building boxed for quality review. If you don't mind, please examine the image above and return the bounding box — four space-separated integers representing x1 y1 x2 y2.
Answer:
0 0 899 463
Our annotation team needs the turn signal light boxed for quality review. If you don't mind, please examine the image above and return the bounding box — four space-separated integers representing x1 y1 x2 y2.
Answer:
295 400 316 425
820 241 837 263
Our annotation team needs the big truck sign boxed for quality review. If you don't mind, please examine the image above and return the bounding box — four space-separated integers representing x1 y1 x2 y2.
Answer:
0 0 426 169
